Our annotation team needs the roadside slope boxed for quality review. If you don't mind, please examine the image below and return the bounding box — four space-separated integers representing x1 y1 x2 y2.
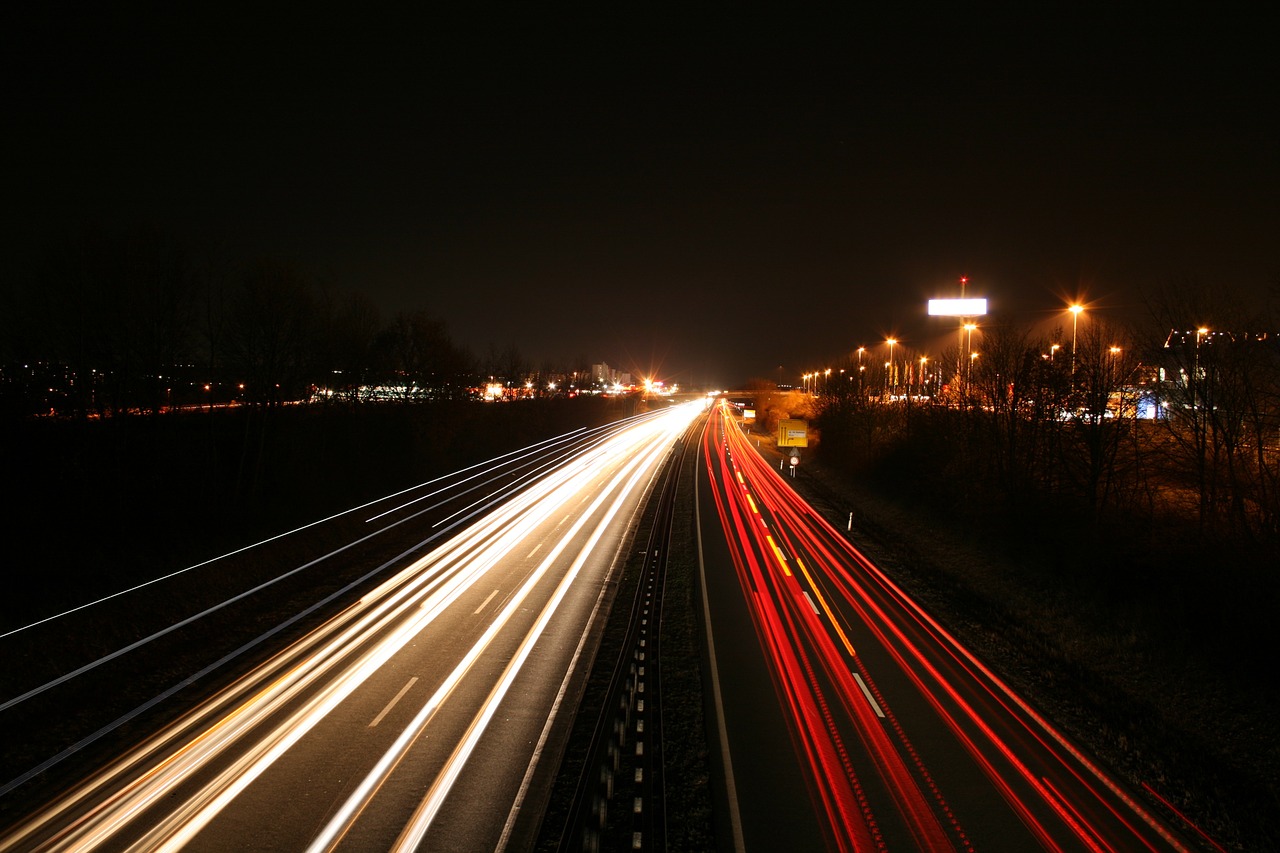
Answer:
742 422 1276 853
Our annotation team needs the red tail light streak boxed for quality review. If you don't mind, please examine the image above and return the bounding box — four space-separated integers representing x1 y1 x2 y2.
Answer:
700 401 1197 851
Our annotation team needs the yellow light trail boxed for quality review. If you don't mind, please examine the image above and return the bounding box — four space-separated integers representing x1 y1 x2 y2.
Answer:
766 534 792 576
795 558 857 657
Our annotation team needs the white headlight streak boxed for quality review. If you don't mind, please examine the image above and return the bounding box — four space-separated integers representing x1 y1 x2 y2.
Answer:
3 402 701 853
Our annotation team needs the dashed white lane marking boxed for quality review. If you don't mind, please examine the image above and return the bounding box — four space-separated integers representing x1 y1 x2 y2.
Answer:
370 676 418 728
802 590 820 615
853 672 886 718
474 588 500 615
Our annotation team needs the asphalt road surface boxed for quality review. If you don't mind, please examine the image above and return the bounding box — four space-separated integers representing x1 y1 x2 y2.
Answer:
0 401 704 851
696 400 1197 852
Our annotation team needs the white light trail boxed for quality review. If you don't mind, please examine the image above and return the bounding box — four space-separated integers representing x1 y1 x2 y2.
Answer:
310 406 694 852
1 402 701 853
392 426 675 850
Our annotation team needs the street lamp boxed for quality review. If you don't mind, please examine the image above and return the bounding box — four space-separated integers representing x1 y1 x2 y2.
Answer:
1193 327 1208 410
962 323 977 391
886 338 897 396
919 355 928 397
1069 304 1084 374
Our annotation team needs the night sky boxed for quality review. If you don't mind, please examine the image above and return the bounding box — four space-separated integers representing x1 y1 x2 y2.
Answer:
7 5 1277 387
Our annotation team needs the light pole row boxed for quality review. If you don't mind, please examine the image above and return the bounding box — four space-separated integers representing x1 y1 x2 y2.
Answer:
808 300 1107 398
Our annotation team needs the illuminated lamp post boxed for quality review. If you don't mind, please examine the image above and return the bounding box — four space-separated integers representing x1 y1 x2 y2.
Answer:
886 338 897 396
1193 327 1208 410
1069 304 1084 374
963 323 977 392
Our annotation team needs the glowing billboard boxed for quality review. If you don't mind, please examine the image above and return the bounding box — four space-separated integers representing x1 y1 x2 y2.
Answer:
928 298 988 316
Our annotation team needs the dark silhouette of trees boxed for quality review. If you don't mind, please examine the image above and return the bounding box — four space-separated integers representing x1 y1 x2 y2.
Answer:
221 260 316 408
1060 320 1139 522
313 289 384 404
3 231 502 418
25 229 201 417
967 320 1048 506
1142 280 1280 541
379 310 474 400
483 343 531 391
812 370 888 471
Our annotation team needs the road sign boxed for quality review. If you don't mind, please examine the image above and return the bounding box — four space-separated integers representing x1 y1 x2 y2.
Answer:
777 419 808 447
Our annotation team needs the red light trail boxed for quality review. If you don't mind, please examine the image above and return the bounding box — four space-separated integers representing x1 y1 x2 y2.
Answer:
700 400 1197 851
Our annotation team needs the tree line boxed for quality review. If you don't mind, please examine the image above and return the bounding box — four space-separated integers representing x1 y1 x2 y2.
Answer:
1 229 589 419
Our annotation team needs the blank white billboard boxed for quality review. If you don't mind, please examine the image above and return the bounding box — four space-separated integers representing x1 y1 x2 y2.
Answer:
928 298 988 316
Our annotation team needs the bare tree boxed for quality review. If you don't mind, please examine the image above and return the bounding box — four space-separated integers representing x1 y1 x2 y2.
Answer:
1060 320 1140 521
313 289 383 404
381 310 469 400
222 260 316 407
969 320 1049 501
1142 279 1280 540
31 228 200 417
813 368 891 470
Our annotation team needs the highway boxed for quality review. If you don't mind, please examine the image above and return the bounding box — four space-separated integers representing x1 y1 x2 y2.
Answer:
0 400 704 852
697 400 1199 852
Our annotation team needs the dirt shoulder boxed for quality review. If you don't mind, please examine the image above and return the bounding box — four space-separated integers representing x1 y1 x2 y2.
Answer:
743 424 1276 852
